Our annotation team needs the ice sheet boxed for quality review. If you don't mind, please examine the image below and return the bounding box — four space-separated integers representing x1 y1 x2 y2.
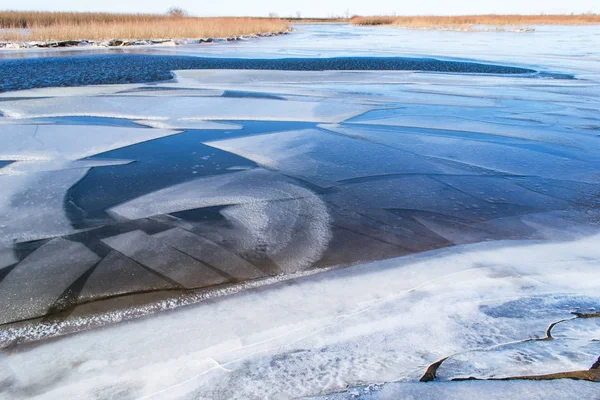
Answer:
132 119 241 130
0 238 99 324
2 234 599 399
1 24 599 399
101 230 228 289
0 124 180 161
0 96 370 123
206 128 471 186
0 168 90 244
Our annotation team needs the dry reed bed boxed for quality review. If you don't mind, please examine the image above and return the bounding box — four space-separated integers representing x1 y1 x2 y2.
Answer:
350 14 600 29
0 11 290 42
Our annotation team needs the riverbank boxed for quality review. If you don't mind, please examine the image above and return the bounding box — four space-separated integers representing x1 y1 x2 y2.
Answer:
0 31 290 49
0 11 291 46
350 14 600 32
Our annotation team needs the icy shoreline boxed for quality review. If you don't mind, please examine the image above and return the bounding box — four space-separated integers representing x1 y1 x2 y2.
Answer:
0 30 291 49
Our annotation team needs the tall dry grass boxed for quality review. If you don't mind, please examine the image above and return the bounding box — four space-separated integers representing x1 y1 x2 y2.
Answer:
0 11 290 41
350 14 600 28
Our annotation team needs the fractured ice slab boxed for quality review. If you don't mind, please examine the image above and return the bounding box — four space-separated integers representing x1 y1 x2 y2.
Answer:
0 238 100 324
314 381 600 400
0 168 90 244
0 83 143 98
322 124 600 182
0 124 180 162
101 230 228 289
345 113 600 148
109 168 316 220
0 124 183 244
0 96 370 123
77 251 175 303
153 228 264 281
0 159 134 176
206 129 471 186
132 119 241 130
437 325 600 380
324 175 507 222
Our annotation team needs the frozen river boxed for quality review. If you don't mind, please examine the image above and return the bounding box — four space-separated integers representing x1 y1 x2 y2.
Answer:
0 24 599 399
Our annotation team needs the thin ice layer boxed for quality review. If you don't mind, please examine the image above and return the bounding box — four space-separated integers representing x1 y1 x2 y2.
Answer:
77 251 175 303
321 123 600 182
153 228 265 281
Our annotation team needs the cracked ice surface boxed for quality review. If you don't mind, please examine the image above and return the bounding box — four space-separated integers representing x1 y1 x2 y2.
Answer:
0 24 599 399
2 235 599 399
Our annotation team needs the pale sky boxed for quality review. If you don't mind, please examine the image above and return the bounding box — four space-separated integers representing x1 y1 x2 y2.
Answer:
3 0 599 18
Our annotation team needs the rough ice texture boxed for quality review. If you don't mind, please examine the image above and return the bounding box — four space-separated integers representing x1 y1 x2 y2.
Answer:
310 381 600 400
